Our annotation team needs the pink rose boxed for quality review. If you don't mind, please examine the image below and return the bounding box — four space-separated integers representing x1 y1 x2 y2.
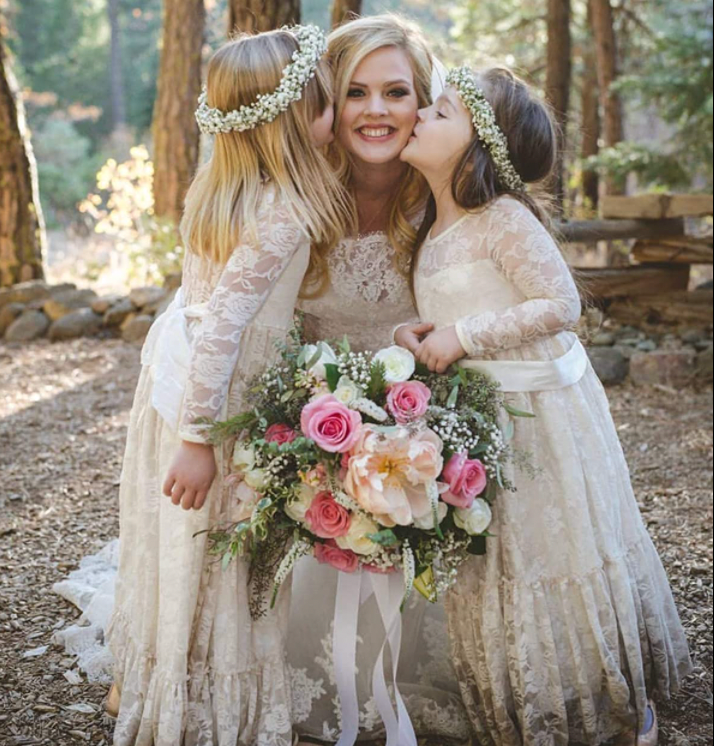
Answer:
305 491 352 539
441 452 488 509
387 381 432 424
265 423 297 446
301 395 362 454
314 540 359 573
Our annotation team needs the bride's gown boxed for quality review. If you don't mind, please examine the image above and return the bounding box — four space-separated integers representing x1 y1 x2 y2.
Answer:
289 232 473 743
414 198 692 745
53 229 473 744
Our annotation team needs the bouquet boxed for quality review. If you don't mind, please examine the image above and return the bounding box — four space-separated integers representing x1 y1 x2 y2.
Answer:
201 332 527 616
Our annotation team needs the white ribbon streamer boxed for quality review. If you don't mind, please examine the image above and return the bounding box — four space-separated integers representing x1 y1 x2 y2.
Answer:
334 571 363 746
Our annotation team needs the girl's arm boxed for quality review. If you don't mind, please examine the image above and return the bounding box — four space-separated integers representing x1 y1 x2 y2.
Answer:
454 204 581 356
164 201 308 510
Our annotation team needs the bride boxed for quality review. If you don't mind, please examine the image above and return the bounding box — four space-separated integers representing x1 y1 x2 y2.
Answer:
55 14 473 746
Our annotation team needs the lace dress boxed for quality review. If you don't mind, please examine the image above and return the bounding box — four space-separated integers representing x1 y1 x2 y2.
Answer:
414 198 692 746
289 234 473 744
108 184 309 746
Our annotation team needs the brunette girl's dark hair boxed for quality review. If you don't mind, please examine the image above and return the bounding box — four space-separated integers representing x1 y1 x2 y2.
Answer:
410 67 560 294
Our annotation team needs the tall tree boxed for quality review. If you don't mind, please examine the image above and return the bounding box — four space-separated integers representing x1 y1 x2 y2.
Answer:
331 0 362 28
107 0 127 133
228 1 300 35
590 0 623 192
0 35 45 287
152 0 205 223
545 0 572 211
580 0 600 209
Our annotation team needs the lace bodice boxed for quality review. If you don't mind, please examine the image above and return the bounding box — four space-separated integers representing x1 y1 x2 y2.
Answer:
179 185 310 442
298 232 418 352
415 198 581 357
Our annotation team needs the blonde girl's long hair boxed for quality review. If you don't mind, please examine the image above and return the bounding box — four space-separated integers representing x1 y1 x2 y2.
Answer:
302 14 434 297
180 30 351 266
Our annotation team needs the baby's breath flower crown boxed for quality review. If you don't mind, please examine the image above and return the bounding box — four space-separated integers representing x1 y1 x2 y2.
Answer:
446 66 526 193
195 24 328 135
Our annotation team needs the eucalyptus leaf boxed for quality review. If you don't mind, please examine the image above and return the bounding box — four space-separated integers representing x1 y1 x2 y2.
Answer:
446 383 460 409
367 529 399 547
504 403 536 418
324 363 341 392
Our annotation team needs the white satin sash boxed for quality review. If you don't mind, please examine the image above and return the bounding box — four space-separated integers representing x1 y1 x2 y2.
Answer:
140 288 208 432
333 570 417 746
459 338 589 392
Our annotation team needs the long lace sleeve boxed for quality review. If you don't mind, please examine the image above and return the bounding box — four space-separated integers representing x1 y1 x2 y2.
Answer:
179 207 308 443
454 203 581 356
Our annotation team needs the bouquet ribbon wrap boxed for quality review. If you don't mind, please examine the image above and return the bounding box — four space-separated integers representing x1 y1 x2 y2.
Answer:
334 569 417 746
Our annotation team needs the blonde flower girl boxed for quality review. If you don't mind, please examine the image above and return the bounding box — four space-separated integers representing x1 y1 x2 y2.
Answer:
397 66 692 745
107 27 348 746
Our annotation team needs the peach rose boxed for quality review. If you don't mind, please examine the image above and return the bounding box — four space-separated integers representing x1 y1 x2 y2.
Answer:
265 423 297 445
441 452 488 509
386 381 432 424
305 491 351 539
301 395 362 454
314 540 359 573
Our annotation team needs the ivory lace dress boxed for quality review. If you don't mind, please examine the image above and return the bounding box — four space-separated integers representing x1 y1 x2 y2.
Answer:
413 197 692 746
108 184 309 746
288 233 473 744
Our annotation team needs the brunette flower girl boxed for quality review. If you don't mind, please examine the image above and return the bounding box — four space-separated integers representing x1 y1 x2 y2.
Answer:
107 27 349 746
398 66 692 746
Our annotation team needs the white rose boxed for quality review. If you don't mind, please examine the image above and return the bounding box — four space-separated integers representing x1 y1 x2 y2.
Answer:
454 499 493 536
232 443 256 473
373 346 416 384
302 342 338 381
334 376 362 407
414 501 449 530
285 483 316 523
336 513 381 556
244 468 268 491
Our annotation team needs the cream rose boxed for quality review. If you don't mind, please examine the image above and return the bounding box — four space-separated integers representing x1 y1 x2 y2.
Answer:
336 513 381 556
454 498 493 536
232 443 256 473
413 501 448 530
302 342 338 380
372 346 416 384
244 468 268 492
285 483 317 523
334 376 362 407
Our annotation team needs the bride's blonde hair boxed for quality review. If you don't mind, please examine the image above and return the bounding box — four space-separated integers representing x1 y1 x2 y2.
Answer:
303 14 434 296
181 30 350 265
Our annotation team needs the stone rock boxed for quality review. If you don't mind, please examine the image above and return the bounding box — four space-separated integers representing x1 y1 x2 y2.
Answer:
152 289 177 319
637 339 658 352
619 337 643 348
48 309 103 341
4 311 50 342
0 303 26 337
129 286 166 310
164 273 182 291
588 347 629 385
121 314 154 344
104 298 136 327
43 289 98 321
630 350 697 388
48 282 78 296
142 292 172 315
695 345 713 382
0 280 49 310
681 328 706 346
613 344 637 361
91 294 125 315
591 332 616 347
694 338 713 352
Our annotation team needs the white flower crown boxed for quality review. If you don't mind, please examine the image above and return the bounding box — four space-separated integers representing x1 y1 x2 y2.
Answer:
446 67 526 193
195 24 328 135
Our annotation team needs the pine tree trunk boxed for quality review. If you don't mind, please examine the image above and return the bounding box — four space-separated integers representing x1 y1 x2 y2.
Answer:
590 0 623 194
107 0 127 132
331 0 363 28
581 3 600 210
152 0 205 223
0 38 45 287
545 0 572 213
228 1 300 35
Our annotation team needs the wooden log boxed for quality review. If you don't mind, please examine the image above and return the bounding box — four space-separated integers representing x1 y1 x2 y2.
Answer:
558 218 684 243
632 238 713 265
576 264 691 300
607 289 713 327
601 194 713 220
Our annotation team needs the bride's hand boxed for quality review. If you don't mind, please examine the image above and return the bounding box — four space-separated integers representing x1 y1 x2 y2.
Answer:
415 326 466 374
394 322 435 353
163 441 217 511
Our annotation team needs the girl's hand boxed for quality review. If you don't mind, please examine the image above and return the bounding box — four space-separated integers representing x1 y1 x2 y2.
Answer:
415 326 467 374
163 441 217 511
395 322 435 353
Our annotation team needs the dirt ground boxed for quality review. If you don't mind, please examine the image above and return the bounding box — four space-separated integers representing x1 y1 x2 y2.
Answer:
0 338 711 746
